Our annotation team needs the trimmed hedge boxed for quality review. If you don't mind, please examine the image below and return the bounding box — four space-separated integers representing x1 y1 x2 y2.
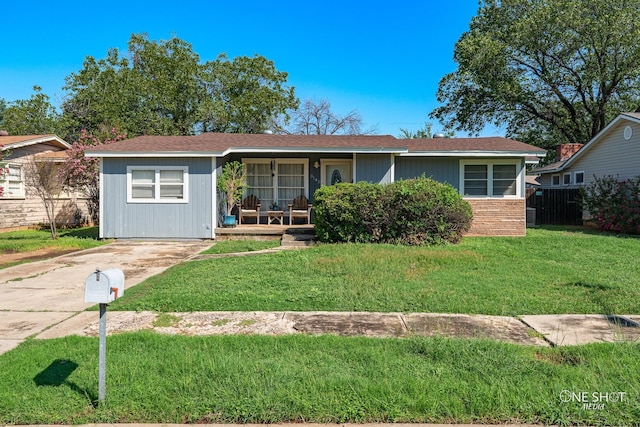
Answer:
313 177 473 245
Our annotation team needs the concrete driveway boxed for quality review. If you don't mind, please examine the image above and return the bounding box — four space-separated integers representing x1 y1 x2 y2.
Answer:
0 240 212 354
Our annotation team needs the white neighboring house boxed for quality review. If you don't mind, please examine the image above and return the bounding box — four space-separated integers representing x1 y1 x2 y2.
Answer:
533 112 640 189
0 133 90 231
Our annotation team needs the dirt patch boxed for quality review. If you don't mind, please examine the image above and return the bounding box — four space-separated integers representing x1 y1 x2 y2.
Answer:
0 248 79 268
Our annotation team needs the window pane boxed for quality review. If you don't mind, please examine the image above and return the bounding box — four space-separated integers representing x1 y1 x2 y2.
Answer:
464 165 487 180
160 185 184 199
8 165 21 178
132 170 155 184
494 181 516 195
160 170 183 184
493 164 517 196
132 185 155 199
493 165 516 180
464 165 487 195
575 172 584 184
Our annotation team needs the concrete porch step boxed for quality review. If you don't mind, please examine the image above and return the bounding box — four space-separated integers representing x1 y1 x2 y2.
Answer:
281 232 317 247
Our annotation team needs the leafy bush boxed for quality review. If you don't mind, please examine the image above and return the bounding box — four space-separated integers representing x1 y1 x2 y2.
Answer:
314 177 472 245
581 175 640 234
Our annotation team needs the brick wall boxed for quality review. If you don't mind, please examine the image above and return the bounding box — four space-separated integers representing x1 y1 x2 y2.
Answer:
465 198 526 236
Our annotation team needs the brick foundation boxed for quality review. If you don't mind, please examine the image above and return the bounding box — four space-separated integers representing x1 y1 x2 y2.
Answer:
465 198 526 236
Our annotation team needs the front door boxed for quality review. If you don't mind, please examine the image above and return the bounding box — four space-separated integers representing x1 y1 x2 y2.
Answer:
322 160 352 185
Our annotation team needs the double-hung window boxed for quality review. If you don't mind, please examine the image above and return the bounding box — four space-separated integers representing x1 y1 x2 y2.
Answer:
127 166 188 203
461 161 520 197
0 164 25 198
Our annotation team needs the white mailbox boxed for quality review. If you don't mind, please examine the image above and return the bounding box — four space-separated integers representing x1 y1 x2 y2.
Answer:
85 268 125 304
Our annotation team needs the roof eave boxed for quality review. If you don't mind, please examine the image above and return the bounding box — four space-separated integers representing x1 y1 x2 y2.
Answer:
400 150 546 158
1 135 70 150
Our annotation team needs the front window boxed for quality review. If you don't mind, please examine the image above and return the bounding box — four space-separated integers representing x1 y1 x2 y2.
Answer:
127 166 188 203
552 175 561 186
244 159 308 208
563 173 572 185
461 161 520 197
574 171 585 185
0 164 25 198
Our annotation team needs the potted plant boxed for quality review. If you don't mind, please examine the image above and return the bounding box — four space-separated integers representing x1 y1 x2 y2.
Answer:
217 161 248 227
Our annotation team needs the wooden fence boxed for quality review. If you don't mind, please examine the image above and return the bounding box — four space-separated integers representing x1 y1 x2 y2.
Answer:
526 188 583 225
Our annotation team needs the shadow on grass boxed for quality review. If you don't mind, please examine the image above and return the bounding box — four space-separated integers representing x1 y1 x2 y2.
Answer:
536 224 640 239
59 227 99 239
33 359 97 406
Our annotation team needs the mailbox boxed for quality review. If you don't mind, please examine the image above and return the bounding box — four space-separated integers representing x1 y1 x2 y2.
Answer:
85 268 125 304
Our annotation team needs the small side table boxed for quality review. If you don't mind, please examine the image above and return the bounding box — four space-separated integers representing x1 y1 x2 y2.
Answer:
267 210 284 225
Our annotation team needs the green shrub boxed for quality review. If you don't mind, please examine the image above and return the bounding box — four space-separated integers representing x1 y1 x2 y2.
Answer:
581 175 640 234
313 177 472 245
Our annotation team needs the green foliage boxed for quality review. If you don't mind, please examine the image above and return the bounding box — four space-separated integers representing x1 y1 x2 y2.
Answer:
1 86 60 135
216 161 248 215
61 33 298 139
1 334 639 425
313 177 472 245
0 227 105 269
430 0 640 148
581 175 640 234
105 228 640 315
201 239 280 254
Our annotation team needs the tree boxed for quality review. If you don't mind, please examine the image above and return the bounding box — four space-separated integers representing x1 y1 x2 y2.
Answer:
216 161 247 216
62 33 298 137
430 0 640 148
23 156 66 239
202 54 298 134
282 98 371 135
2 86 60 135
398 122 454 139
61 126 127 224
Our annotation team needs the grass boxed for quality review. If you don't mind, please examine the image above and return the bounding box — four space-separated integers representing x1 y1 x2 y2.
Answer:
0 333 638 425
108 227 640 315
200 238 281 254
0 227 107 269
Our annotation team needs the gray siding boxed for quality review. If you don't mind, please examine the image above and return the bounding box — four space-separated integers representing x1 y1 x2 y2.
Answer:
570 120 640 185
540 119 640 188
394 157 459 188
356 154 392 184
102 158 213 239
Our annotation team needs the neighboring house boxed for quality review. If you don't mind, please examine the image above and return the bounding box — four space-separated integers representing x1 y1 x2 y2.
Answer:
0 133 90 231
534 112 640 189
85 133 545 239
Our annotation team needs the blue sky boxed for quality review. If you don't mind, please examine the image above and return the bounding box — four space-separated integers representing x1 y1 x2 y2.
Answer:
1 1 494 137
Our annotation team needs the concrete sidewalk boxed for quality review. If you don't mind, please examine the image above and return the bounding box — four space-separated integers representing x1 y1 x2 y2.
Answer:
1 241 639 356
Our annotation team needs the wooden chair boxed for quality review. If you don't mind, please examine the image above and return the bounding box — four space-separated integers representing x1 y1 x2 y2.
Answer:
288 195 312 224
237 195 261 225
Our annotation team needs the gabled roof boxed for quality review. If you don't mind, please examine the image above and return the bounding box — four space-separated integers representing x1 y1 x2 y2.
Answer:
0 134 70 151
532 112 640 174
85 133 546 158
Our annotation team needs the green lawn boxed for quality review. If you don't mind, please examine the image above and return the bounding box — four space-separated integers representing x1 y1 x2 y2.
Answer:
200 238 281 254
0 227 107 269
0 333 638 425
108 227 640 315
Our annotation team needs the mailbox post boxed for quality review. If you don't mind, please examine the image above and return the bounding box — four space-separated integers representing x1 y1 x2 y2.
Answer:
84 268 124 403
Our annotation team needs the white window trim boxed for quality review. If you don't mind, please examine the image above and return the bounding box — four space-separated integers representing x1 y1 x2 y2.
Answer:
574 171 585 185
563 172 572 185
0 163 25 199
126 165 189 204
459 159 522 198
551 174 561 187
